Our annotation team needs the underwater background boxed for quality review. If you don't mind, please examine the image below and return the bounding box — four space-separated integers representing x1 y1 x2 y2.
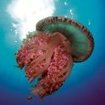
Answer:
0 0 105 105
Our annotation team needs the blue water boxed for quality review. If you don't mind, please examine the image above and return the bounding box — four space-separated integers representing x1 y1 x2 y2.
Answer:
0 0 105 105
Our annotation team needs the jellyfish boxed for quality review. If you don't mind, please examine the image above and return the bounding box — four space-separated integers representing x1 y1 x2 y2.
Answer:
16 16 94 98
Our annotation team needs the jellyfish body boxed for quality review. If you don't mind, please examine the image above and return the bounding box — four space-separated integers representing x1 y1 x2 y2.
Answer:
36 17 94 62
16 16 94 98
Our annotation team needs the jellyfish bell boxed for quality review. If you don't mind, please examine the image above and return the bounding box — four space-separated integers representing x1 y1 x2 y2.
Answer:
36 16 94 62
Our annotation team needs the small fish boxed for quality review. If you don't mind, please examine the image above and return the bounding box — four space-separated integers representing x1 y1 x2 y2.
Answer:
27 95 33 100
